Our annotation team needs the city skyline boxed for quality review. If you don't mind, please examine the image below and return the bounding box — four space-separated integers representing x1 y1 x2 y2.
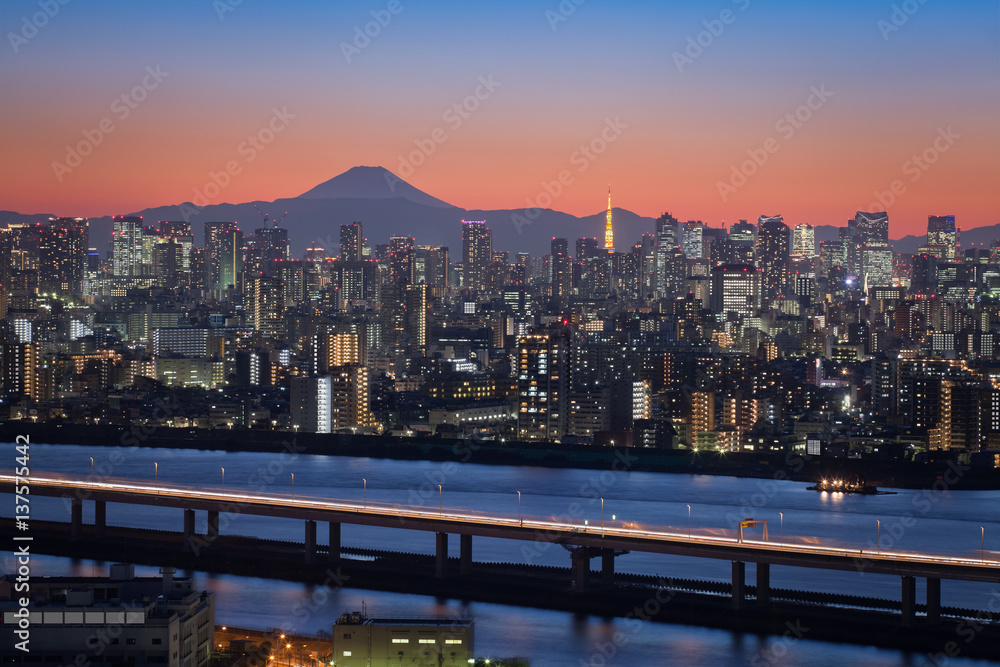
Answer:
2 1 998 236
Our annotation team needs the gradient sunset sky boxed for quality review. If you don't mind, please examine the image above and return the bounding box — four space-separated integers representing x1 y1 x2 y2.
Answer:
1 0 998 238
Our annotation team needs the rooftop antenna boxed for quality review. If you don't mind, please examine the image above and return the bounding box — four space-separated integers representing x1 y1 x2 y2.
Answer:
252 204 288 229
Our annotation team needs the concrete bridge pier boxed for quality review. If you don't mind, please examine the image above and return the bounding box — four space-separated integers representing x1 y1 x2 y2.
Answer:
182 509 195 552
435 533 449 578
328 522 341 564
731 561 746 610
207 510 219 540
94 500 106 539
70 498 82 540
304 520 317 565
926 577 941 624
602 549 615 586
756 562 770 606
460 534 473 575
572 552 590 593
901 576 916 627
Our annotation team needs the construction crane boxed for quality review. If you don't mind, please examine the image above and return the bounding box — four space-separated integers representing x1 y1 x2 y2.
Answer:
252 203 288 229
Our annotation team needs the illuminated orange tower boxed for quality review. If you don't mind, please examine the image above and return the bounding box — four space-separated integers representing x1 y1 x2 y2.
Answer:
604 185 614 251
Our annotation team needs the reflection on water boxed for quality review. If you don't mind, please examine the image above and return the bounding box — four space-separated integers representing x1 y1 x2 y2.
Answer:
4 443 1000 666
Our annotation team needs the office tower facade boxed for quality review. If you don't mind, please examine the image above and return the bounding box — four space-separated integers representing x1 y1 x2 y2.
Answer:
756 215 790 300
711 264 761 318
461 220 491 292
415 244 449 293
551 238 571 297
217 227 243 294
928 215 957 259
861 243 894 287
855 211 889 245
253 225 289 276
682 221 704 259
791 224 816 259
516 332 569 441
340 221 363 261
405 282 429 352
655 212 684 296
112 215 144 277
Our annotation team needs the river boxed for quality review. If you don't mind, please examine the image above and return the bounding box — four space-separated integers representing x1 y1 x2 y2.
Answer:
4 442 999 666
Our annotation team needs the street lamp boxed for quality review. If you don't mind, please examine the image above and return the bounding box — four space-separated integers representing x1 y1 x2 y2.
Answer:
876 519 881 555
779 511 784 546
982 526 986 562
363 478 367 508
517 490 522 526
601 497 605 532
89 457 94 475
687 504 691 538
221 467 225 492
291 472 295 500
438 484 442 514
154 461 158 483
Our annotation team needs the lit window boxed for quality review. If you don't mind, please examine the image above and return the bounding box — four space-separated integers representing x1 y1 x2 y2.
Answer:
343 651 352 657
392 638 409 644
419 639 436 644
445 639 463 645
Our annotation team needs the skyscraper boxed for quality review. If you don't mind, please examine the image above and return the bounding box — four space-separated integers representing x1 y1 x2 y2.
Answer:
249 275 284 338
927 215 957 259
112 215 144 277
854 211 889 245
517 332 569 441
681 221 703 259
791 224 816 259
711 264 761 318
604 186 614 251
40 217 88 297
756 215 790 301
217 227 243 294
655 212 681 296
389 235 415 285
204 221 240 292
551 238 571 297
462 220 491 292
340 221 363 261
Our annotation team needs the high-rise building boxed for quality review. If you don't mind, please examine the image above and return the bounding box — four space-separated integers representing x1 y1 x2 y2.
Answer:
217 227 243 294
682 221 703 259
928 215 957 259
112 215 144 277
551 238 571 297
340 221 363 261
405 282 429 352
461 220 491 292
249 276 284 338
204 221 240 292
39 217 88 297
331 363 374 429
290 375 332 433
855 211 889 245
756 215 790 300
415 245 449 293
516 332 569 441
253 225 289 276
791 224 816 259
604 186 614 251
1 342 37 400
861 243 894 287
389 235 415 285
711 264 761 318
655 212 682 296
